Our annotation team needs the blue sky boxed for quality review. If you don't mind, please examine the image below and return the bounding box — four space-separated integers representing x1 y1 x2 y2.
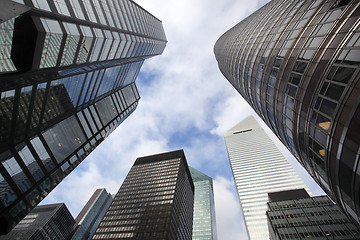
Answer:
41 0 326 239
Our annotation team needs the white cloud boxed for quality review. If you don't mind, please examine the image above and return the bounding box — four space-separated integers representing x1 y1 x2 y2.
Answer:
213 176 248 240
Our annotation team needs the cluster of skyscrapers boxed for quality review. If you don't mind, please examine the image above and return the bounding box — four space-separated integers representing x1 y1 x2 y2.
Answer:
0 0 359 239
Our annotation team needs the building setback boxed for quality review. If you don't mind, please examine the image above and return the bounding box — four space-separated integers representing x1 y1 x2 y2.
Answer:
224 116 310 240
71 188 113 240
189 167 217 240
267 189 360 239
92 150 194 240
214 0 360 225
0 0 166 234
0 203 75 240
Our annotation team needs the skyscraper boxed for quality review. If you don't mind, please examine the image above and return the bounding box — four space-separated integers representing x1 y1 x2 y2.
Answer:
267 189 360 240
0 0 166 234
92 150 194 240
215 0 360 224
71 188 113 240
224 116 310 240
0 203 75 240
189 167 217 240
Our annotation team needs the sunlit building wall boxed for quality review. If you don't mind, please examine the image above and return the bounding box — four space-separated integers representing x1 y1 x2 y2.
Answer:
215 0 360 225
0 0 166 234
189 167 217 240
224 116 310 240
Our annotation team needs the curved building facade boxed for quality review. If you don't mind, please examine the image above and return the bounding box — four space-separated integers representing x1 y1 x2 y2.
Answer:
214 0 360 224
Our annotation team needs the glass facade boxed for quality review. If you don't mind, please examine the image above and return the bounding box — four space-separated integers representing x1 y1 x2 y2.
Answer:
267 190 360 240
224 116 310 240
71 188 114 240
0 0 166 235
92 150 194 240
189 167 217 240
215 0 360 225
0 203 75 240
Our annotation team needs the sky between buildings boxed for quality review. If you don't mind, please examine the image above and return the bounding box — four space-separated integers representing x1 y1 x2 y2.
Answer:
40 0 326 239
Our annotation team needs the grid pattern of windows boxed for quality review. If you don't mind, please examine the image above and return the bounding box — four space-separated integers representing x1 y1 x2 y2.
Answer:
224 116 310 240
92 150 194 240
267 196 360 240
214 0 360 224
0 203 75 240
189 167 217 240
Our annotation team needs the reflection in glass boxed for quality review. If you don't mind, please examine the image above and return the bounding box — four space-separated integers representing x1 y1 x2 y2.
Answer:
42 115 85 163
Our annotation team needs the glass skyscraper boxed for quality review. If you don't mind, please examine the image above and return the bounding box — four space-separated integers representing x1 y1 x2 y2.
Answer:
224 116 310 240
189 167 217 240
215 0 360 225
92 150 194 240
0 0 166 234
267 189 360 239
71 188 113 240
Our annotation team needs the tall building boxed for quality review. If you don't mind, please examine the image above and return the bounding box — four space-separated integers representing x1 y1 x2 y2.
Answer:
189 167 217 240
224 116 310 239
71 188 113 240
92 150 194 240
214 0 360 225
267 189 360 240
0 0 166 234
0 203 75 240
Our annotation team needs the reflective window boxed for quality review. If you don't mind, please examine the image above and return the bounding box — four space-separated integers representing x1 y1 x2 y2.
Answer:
90 28 104 62
30 136 55 172
77 26 93 64
17 144 45 182
69 0 85 19
0 172 17 207
60 23 80 66
2 153 31 193
15 86 33 143
31 0 51 11
42 115 85 163
30 83 47 134
0 18 16 72
0 90 15 147
54 0 71 16
39 18 64 68
95 95 118 126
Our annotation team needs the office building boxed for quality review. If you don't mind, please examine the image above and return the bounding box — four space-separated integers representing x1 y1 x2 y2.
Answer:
214 0 360 224
0 0 166 234
71 188 113 240
92 150 194 240
224 116 310 239
267 189 360 239
0 203 75 240
189 167 217 240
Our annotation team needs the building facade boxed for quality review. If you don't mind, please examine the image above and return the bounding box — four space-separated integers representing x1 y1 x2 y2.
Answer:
214 0 360 225
0 203 75 240
71 188 113 240
189 167 217 240
92 150 194 240
267 189 360 239
224 116 310 239
0 0 166 234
